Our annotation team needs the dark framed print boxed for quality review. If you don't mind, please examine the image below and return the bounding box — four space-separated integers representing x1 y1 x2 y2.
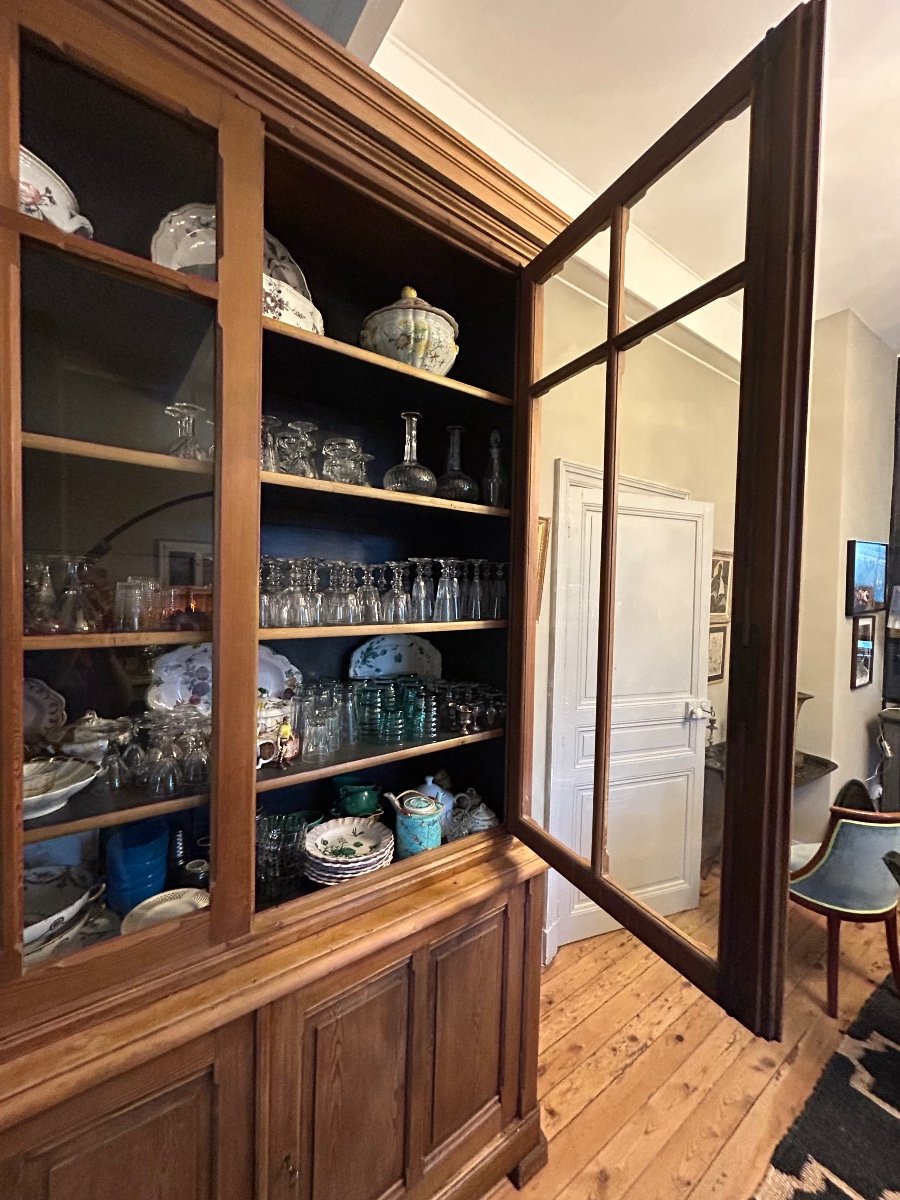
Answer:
846 540 887 615
851 615 875 689
708 624 728 684
710 550 733 622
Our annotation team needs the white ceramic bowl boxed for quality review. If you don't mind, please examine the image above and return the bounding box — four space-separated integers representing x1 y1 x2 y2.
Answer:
19 147 93 238
263 274 324 334
23 757 102 820
23 865 102 945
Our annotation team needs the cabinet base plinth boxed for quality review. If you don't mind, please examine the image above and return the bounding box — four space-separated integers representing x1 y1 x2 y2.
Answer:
508 1129 548 1189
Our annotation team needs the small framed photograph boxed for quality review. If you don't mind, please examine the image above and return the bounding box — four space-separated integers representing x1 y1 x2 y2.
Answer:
851 614 875 690
158 540 213 587
708 624 728 683
845 539 887 616
536 516 551 616
710 550 733 623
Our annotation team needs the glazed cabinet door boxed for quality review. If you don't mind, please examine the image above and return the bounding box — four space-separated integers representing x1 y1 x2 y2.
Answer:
0 1017 254 1200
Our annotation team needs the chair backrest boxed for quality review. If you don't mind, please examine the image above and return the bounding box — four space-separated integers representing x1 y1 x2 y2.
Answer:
790 817 900 915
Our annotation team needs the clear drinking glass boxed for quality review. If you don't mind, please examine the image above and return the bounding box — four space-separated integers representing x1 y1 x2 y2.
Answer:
357 564 383 624
260 415 281 472
165 402 208 460
23 555 58 634
276 421 319 477
382 561 411 623
321 438 362 484
432 557 457 622
383 411 436 496
465 559 485 620
302 714 333 764
56 558 103 633
408 558 433 622
436 425 479 502
256 811 308 907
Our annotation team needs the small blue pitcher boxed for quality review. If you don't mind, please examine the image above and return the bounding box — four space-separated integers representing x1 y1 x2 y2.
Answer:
385 790 442 859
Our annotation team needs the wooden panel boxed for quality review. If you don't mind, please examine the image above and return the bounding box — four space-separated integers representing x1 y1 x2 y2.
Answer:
0 1018 253 1200
428 913 505 1149
302 967 410 1200
210 96 265 942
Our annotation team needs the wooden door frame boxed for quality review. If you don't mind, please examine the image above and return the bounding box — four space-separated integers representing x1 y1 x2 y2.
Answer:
507 0 825 1036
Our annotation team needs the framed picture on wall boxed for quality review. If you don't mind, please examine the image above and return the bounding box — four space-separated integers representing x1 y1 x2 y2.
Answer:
851 614 875 689
158 540 213 586
536 516 551 616
710 550 733 623
845 540 887 616
708 624 728 683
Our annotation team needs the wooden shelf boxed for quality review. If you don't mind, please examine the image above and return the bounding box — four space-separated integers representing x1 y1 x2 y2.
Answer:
22 432 215 475
263 316 513 407
260 470 509 517
23 786 208 844
0 205 219 302
23 630 209 651
256 728 504 792
260 620 506 640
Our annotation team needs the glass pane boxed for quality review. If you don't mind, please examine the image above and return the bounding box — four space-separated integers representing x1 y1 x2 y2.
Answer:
21 256 217 962
603 293 744 958
625 109 750 319
532 362 606 868
540 228 610 380
20 40 217 268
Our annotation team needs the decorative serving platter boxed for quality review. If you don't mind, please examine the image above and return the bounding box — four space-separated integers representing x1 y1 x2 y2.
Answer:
120 887 210 934
23 757 102 820
147 643 302 713
349 635 441 680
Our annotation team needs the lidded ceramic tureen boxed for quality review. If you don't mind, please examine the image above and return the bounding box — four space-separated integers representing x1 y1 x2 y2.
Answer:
18 147 93 238
360 286 458 376
53 711 132 764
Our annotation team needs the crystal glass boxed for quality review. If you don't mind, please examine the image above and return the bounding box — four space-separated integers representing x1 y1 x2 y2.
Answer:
382 561 410 623
355 452 375 486
383 411 436 496
23 555 58 634
435 425 479 502
256 811 308 907
322 437 362 484
357 564 383 624
165 402 208 460
432 557 458 622
408 558 433 622
464 559 485 620
486 562 507 619
260 415 281 472
482 428 509 507
302 714 333 763
56 557 103 633
276 421 319 477
146 728 184 800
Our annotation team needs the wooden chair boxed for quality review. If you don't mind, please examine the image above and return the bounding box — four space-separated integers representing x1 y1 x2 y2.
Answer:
789 806 900 1017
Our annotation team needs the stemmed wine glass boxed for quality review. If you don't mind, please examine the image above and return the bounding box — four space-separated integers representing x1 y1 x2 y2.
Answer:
432 557 458 622
465 559 485 620
357 564 382 624
165 403 208 460
260 415 281 472
382 561 410 623
408 558 433 622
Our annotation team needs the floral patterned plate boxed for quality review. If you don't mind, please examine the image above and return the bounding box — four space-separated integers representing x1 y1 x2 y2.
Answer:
305 817 394 862
349 635 441 680
147 643 302 713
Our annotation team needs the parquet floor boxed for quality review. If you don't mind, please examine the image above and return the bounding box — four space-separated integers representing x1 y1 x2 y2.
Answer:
484 871 893 1200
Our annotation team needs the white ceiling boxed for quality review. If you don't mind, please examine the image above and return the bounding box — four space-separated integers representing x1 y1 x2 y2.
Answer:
381 0 900 350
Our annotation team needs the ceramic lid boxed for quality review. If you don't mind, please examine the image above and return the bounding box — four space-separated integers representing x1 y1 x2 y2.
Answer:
399 794 442 816
363 287 458 338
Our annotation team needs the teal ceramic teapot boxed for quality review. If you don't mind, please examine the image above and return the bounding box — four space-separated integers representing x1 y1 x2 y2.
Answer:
384 790 442 859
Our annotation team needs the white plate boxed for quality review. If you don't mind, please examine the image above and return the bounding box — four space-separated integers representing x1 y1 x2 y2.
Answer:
23 678 67 742
302 841 395 874
24 866 102 946
305 817 393 862
23 757 102 820
19 147 93 238
121 888 209 934
349 635 441 680
303 858 392 886
151 203 312 297
147 643 302 713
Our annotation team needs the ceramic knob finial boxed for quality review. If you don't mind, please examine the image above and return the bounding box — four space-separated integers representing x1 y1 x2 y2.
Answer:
401 285 417 299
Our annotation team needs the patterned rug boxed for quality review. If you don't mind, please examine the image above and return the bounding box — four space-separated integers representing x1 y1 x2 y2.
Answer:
754 976 900 1199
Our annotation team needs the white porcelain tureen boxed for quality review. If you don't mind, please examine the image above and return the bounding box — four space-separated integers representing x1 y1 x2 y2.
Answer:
359 286 458 376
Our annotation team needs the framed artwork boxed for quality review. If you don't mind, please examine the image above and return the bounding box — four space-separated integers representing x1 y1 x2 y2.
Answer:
708 624 728 683
851 614 875 689
537 516 551 616
158 540 213 587
845 540 887 616
710 550 733 623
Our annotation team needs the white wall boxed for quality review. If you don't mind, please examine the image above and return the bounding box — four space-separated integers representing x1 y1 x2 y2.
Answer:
795 309 896 840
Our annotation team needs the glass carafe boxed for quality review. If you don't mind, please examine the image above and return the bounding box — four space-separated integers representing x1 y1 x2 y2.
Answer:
482 429 509 507
383 411 436 496
435 425 479 502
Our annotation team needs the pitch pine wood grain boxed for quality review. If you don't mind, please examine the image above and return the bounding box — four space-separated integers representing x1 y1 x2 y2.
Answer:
480 886 888 1200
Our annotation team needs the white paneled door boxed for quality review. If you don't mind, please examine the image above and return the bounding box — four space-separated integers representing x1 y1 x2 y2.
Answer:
544 461 713 956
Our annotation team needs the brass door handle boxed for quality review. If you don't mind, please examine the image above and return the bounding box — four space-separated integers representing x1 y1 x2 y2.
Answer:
282 1154 299 1186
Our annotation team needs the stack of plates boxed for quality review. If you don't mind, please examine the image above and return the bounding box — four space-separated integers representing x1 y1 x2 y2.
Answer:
303 817 394 886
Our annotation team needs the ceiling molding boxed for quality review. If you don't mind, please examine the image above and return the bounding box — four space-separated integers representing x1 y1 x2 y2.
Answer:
372 34 743 361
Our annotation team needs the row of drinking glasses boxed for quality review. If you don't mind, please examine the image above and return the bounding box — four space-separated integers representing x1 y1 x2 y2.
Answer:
261 416 373 484
258 558 507 628
278 678 506 767
102 711 212 800
23 555 213 635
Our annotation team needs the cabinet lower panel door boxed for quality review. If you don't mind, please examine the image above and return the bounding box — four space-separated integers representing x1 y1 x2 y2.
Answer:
0 1019 254 1200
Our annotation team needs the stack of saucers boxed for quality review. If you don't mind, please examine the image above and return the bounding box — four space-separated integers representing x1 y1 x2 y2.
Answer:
303 816 394 886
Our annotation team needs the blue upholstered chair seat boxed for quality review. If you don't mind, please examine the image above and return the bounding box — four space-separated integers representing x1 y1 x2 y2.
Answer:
790 820 900 915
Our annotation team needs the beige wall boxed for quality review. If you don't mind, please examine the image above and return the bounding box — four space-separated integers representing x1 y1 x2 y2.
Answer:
795 310 896 840
533 278 740 820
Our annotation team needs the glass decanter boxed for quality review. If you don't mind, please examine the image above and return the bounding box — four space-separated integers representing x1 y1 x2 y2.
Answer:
165 402 208 460
383 411 436 496
482 429 509 507
435 425 479 502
